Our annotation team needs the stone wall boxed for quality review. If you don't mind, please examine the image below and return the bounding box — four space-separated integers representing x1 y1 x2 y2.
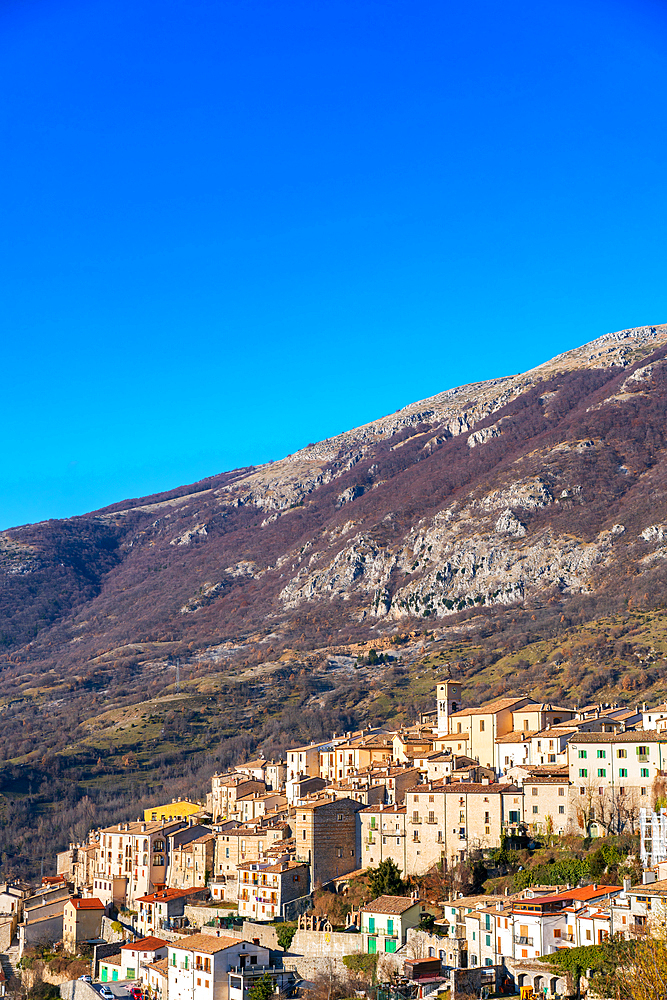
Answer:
60 980 100 1000
282 894 313 922
0 914 16 952
100 915 130 943
183 904 238 927
285 927 364 980
200 921 280 950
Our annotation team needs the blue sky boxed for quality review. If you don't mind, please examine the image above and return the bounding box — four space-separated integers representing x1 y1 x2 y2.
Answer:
2 0 666 529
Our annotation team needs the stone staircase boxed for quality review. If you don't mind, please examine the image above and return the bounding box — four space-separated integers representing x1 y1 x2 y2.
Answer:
0 938 21 996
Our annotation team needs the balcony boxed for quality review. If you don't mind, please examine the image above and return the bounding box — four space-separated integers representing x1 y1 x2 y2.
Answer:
638 755 649 762
514 936 533 946
410 818 422 825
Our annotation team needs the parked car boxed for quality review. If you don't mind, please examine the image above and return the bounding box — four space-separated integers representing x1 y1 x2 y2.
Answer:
130 988 143 1000
79 976 93 984
99 987 114 1000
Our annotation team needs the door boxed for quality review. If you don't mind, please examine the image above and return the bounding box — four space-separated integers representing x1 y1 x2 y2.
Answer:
101 969 108 983
368 938 376 954
387 919 394 937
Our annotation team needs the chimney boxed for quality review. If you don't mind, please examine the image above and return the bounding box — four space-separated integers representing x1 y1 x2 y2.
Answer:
623 877 632 892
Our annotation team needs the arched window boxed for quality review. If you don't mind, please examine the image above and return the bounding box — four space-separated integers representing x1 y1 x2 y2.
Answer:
428 948 435 957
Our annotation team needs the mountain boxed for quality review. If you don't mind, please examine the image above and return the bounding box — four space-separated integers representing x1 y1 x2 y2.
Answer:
3 321 667 875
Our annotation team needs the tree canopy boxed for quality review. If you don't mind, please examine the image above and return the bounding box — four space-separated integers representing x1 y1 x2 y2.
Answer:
367 859 408 898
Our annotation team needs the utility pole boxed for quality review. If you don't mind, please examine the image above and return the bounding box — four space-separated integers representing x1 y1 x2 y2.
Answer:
176 659 180 694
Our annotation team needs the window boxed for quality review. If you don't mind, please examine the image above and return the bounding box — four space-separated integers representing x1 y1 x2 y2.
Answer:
579 769 588 777
197 979 201 987
559 805 565 814
532 787 538 796
337 848 343 858
484 812 490 824
578 749 587 759
598 769 606 777
586 930 591 941
617 748 627 758
554 929 561 938
533 806 538 814
580 787 585 795
641 787 648 796
428 811 435 824
302 830 306 840
641 768 650 778
619 768 628 778
429 795 434 803
558 787 565 796
637 747 649 756
479 720 485 732
597 750 606 758
336 813 343 821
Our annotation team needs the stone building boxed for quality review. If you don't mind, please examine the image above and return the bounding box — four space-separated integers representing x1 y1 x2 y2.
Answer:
295 796 362 887
168 833 216 890
210 775 266 823
62 897 105 954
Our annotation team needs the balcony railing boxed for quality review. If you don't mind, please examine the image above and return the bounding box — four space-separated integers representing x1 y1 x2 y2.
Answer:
514 936 533 946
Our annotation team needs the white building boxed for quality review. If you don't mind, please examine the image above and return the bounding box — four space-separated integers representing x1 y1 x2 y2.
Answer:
168 935 270 1000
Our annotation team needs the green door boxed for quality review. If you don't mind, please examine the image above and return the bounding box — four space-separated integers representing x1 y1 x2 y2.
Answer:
385 940 396 953
127 968 135 980
101 969 108 983
368 917 375 933
112 970 118 982
368 937 376 954
387 919 394 936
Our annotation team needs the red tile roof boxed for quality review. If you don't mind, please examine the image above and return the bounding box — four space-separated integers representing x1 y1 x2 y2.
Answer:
69 898 105 910
121 937 168 952
531 885 622 904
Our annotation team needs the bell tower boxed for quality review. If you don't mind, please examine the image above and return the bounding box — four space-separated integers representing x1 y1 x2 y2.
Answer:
437 680 462 734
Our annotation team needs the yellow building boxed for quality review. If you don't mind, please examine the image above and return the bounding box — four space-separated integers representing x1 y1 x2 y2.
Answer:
143 799 201 823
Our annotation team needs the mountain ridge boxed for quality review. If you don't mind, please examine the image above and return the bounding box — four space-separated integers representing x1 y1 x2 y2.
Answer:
2 322 667 877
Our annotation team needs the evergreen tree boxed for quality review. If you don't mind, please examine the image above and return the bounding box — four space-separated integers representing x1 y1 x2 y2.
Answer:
367 859 408 898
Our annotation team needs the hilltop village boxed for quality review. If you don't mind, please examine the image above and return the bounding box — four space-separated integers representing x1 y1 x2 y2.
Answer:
6 682 667 999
